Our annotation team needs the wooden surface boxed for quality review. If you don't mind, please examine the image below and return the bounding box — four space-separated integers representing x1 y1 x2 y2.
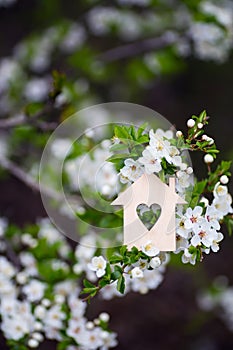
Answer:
112 174 187 251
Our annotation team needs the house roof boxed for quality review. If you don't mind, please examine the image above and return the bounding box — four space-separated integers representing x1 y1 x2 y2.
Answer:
111 173 187 207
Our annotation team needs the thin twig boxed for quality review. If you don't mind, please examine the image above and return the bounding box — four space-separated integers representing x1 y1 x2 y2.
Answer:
99 33 177 63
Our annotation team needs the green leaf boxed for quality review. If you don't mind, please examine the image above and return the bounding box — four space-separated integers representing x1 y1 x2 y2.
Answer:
81 286 98 295
137 122 148 138
109 254 123 264
117 275 125 294
111 265 123 280
99 278 109 288
107 153 130 163
137 135 149 144
83 279 96 289
189 179 207 208
114 125 131 140
120 245 128 256
109 143 128 152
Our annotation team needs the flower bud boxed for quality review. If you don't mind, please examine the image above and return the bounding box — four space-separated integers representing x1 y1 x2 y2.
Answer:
204 154 214 164
176 130 183 137
187 119 195 128
186 167 193 175
220 175 229 184
28 339 39 348
150 257 161 269
99 312 110 322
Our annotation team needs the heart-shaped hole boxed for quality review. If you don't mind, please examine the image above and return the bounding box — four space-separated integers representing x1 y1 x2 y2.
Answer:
136 204 162 231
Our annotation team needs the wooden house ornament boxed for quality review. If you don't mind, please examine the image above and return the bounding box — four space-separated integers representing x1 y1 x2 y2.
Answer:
111 173 187 251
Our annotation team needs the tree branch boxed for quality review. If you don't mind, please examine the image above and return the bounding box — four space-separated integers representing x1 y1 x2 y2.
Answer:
99 33 177 63
0 114 26 128
0 102 58 130
0 157 81 207
0 157 61 201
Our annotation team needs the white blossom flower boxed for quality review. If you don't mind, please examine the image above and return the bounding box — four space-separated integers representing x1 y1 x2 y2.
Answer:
78 327 104 349
150 257 161 269
60 24 86 53
22 280 46 302
213 193 233 217
131 269 163 293
0 297 16 316
167 146 182 167
210 232 224 252
67 318 86 343
38 218 65 244
205 205 220 230
214 182 228 198
0 274 15 296
88 256 107 278
181 248 197 265
191 221 218 248
100 281 126 300
50 138 72 159
24 78 50 102
176 215 191 238
0 58 20 93
0 256 15 278
44 305 66 330
100 331 118 350
175 234 189 253
184 206 203 230
54 280 77 296
148 129 171 159
138 147 162 174
1 315 30 340
68 294 86 317
120 158 144 183
131 266 144 278
34 305 46 319
176 170 191 190
141 241 159 257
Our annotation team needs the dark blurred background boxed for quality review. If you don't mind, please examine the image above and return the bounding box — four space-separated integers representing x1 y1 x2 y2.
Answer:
0 1 233 349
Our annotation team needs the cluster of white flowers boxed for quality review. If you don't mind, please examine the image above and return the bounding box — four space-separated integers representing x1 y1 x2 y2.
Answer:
117 126 232 265
0 219 118 349
120 128 192 196
176 178 232 264
88 240 167 298
189 21 233 62
87 7 142 40
14 24 87 74
0 22 90 118
24 77 51 102
0 1 232 119
65 139 120 197
86 2 233 62
0 58 22 94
